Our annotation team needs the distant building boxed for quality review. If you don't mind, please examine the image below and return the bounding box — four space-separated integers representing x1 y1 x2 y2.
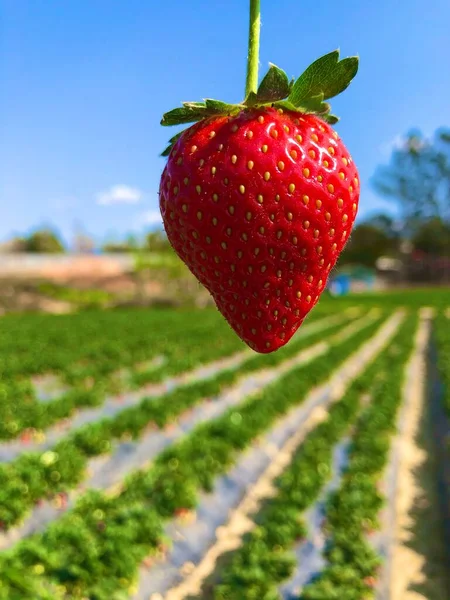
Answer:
375 252 450 285
328 265 377 296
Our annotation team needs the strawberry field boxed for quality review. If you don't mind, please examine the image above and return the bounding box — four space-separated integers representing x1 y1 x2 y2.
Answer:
0 290 449 600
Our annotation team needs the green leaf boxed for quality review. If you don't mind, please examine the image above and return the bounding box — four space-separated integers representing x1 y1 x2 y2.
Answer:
244 91 259 106
160 130 186 157
204 98 243 115
162 98 243 127
273 100 300 112
439 129 450 144
256 64 290 103
289 50 359 106
161 144 172 157
182 101 205 109
323 114 340 125
161 105 208 126
297 93 331 115
168 131 185 144
273 97 330 117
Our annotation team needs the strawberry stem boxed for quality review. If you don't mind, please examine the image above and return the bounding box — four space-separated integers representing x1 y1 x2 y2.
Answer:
245 0 261 98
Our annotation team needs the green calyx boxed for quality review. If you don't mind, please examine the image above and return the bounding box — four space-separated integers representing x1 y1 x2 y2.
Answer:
160 50 359 156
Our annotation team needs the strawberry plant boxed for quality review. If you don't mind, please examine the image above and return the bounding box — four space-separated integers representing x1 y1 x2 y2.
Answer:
159 0 359 352
0 317 384 598
301 314 418 599
435 312 450 416
0 308 247 440
0 313 354 531
432 312 450 558
0 303 332 443
213 316 413 598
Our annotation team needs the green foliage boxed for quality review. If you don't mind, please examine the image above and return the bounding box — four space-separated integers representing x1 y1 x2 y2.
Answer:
161 100 243 127
288 50 358 107
0 298 446 599
255 63 291 103
0 309 247 441
435 312 450 416
22 229 65 253
412 217 450 256
1 314 351 531
302 315 418 599
0 316 383 598
340 220 399 267
160 49 358 153
38 283 113 309
214 315 417 599
372 128 450 231
144 230 172 253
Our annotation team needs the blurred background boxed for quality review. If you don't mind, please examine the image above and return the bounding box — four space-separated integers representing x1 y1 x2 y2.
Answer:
1 3 450 600
1 0 449 314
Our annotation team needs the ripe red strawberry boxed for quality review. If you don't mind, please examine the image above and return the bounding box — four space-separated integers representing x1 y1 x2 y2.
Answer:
159 48 360 353
160 108 359 352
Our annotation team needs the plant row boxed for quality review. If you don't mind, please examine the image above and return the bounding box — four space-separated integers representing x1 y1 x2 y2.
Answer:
211 314 415 600
320 289 450 313
37 283 114 309
0 313 356 531
0 317 385 600
0 307 249 440
0 308 236 381
300 313 418 600
434 311 450 416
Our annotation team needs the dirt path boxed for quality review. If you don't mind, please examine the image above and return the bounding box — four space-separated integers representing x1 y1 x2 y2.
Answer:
390 309 450 600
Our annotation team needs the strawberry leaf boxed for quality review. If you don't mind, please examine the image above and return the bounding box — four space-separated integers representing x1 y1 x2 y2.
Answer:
161 143 174 157
160 50 359 153
162 99 243 127
160 130 186 156
289 50 359 106
255 64 290 103
204 99 243 115
297 92 331 115
168 131 185 143
182 101 205 109
161 105 208 126
244 91 259 106
323 114 340 125
273 100 301 112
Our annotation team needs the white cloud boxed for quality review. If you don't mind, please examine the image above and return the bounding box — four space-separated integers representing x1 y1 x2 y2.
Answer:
136 209 163 227
96 185 143 206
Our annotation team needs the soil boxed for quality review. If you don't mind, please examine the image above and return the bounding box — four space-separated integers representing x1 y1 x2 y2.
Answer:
391 311 450 600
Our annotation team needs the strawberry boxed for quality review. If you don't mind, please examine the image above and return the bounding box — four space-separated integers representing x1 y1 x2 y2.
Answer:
159 45 359 353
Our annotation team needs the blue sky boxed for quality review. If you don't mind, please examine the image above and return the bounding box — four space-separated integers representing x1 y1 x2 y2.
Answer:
2 0 450 246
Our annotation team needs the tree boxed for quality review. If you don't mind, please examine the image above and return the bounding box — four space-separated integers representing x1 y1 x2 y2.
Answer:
102 242 129 253
145 230 171 253
365 213 398 237
25 228 65 253
371 128 450 231
125 234 139 251
340 219 397 267
0 237 28 252
412 217 450 256
102 234 140 253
